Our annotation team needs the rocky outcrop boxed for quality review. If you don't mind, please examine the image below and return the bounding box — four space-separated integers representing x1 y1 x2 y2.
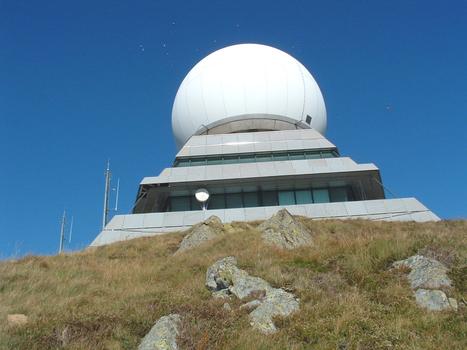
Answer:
258 209 313 249
206 256 299 334
138 314 181 350
392 255 457 311
176 216 223 253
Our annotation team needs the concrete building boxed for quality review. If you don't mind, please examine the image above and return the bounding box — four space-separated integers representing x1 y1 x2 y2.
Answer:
91 44 439 247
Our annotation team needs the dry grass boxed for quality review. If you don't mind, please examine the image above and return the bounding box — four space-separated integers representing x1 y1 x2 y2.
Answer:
0 219 466 349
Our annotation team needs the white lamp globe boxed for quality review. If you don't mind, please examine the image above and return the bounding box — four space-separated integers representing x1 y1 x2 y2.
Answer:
172 43 327 148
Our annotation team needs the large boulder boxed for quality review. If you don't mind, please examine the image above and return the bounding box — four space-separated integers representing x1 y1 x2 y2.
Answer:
258 209 313 249
206 256 299 334
176 216 223 253
392 255 457 311
392 255 452 290
138 314 181 350
414 289 458 311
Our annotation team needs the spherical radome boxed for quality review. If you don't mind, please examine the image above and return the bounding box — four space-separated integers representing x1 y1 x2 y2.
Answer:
172 43 327 148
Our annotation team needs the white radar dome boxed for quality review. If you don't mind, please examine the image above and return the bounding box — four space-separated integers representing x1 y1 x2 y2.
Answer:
172 43 327 148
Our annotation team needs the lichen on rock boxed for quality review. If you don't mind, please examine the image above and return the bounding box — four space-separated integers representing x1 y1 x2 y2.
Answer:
392 254 457 311
176 216 223 253
206 256 299 334
258 209 313 249
138 314 181 350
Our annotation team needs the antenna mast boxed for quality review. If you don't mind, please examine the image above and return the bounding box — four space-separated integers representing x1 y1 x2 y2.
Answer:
102 160 111 229
59 210 66 254
69 216 74 244
114 178 120 211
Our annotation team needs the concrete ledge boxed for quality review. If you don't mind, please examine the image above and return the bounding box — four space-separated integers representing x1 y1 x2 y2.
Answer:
90 198 440 247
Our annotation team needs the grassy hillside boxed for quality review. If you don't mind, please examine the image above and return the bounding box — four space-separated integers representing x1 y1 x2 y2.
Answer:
0 219 466 349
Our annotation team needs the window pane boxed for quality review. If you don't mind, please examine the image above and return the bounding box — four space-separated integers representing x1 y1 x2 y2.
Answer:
190 158 206 166
278 190 295 205
320 151 334 159
305 152 321 159
243 192 259 207
295 190 312 204
289 152 305 160
273 153 288 161
225 193 242 208
209 194 225 209
176 159 190 167
313 189 330 203
207 157 223 165
239 154 255 163
256 154 272 162
329 187 348 202
222 156 238 164
171 197 190 211
190 196 200 210
262 191 278 206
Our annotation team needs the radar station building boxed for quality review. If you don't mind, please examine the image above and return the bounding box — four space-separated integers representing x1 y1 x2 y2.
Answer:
91 44 439 247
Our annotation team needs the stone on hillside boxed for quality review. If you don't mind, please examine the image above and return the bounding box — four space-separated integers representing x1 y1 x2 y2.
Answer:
7 314 28 327
258 209 312 249
206 256 299 334
392 254 457 312
392 255 452 290
414 289 457 311
138 314 181 350
176 216 223 253
249 288 299 334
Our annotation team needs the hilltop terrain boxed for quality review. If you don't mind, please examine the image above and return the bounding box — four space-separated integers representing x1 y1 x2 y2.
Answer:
0 218 466 349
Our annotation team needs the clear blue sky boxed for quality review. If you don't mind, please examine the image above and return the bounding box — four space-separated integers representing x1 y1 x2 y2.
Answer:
1 1 466 257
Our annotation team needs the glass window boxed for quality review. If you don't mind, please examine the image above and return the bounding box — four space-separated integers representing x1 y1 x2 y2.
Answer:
225 193 242 208
289 152 305 160
243 192 259 207
239 154 255 163
320 151 334 159
256 154 272 162
313 189 330 203
222 156 238 164
278 190 295 205
190 158 206 166
262 190 278 206
305 152 321 159
209 194 225 209
329 187 348 202
273 153 288 161
170 196 190 211
207 157 223 165
176 159 190 167
190 196 200 210
295 189 312 204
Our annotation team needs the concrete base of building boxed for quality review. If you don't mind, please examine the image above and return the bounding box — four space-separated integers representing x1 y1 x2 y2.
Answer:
90 197 440 247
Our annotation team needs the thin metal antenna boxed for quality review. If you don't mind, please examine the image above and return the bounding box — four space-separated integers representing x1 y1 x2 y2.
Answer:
102 160 111 229
68 216 74 244
59 210 66 254
114 178 120 211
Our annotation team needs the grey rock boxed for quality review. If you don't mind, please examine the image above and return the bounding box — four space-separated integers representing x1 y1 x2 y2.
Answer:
392 255 452 290
212 289 231 299
392 255 458 312
414 289 456 311
250 288 299 334
206 256 237 292
258 209 313 249
138 314 181 350
206 256 299 334
240 299 262 311
176 216 223 253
